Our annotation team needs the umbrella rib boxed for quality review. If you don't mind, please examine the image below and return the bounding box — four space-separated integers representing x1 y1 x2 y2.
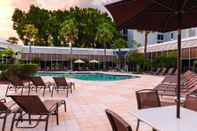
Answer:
151 0 175 12
163 14 173 32
143 11 172 15
186 5 197 11
181 0 189 10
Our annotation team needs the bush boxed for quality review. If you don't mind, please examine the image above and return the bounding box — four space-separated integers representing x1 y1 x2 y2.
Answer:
0 64 9 71
0 64 39 80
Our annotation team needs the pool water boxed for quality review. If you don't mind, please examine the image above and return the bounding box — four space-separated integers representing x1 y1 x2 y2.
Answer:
35 72 137 81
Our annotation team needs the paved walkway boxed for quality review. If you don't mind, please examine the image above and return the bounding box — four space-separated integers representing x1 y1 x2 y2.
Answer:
0 74 164 131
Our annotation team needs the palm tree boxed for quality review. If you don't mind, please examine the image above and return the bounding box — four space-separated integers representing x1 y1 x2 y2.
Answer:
7 37 19 44
138 31 150 59
59 18 79 71
112 38 128 70
23 24 38 63
95 22 115 70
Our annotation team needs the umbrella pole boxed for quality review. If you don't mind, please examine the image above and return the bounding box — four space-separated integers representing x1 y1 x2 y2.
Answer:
176 29 181 119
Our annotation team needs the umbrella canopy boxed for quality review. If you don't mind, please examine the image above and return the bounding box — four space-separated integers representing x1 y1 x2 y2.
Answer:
106 0 197 118
89 59 100 63
106 0 197 32
74 59 85 64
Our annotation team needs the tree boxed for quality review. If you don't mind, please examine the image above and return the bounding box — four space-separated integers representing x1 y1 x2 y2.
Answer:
12 8 27 43
12 5 122 48
95 22 115 69
7 37 19 44
112 38 128 50
112 38 128 70
22 24 38 45
0 48 15 64
128 52 147 72
59 18 79 45
59 18 79 70
23 24 38 63
138 31 151 59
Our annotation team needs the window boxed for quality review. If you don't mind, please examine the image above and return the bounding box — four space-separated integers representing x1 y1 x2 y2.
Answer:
157 34 164 40
171 33 174 39
189 29 195 37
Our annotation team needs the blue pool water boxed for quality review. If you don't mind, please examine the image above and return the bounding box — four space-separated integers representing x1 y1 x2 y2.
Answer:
35 72 137 81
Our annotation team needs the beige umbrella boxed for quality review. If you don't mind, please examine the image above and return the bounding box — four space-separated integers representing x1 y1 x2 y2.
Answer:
74 59 85 64
89 59 99 63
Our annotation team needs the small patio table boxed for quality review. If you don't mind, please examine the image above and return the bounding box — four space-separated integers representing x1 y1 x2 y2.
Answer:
131 106 197 131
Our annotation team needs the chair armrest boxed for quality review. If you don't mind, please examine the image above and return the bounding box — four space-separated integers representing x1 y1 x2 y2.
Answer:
0 98 6 103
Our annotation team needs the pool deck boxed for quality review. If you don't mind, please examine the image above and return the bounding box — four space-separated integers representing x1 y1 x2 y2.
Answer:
0 73 165 131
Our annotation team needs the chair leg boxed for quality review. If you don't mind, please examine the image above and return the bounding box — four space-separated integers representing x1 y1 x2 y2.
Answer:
36 87 38 93
11 113 17 131
136 119 140 131
73 83 76 90
21 87 24 95
63 101 66 112
45 116 49 131
51 86 54 97
70 86 72 93
56 105 59 125
66 88 68 97
43 87 46 96
5 86 10 96
28 114 32 125
28 86 31 95
2 114 7 131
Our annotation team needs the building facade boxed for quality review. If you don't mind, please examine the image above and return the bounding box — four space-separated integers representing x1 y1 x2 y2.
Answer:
124 27 197 46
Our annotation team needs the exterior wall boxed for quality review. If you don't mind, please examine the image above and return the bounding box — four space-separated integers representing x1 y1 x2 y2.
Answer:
126 27 197 46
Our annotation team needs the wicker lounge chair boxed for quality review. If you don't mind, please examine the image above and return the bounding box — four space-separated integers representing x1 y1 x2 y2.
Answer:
135 89 160 131
9 95 66 131
155 71 197 97
30 77 51 96
184 95 197 111
53 77 74 97
105 109 132 131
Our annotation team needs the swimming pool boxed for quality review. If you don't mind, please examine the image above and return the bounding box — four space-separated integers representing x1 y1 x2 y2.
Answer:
35 72 137 81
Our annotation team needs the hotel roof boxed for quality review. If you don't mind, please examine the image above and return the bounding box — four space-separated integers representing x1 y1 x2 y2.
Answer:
137 36 197 53
1 36 197 55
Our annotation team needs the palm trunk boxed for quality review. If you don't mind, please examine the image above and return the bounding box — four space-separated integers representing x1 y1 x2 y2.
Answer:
104 43 106 70
70 44 73 71
144 31 148 59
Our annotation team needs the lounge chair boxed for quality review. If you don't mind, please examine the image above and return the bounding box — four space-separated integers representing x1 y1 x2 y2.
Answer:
105 109 132 131
166 68 175 75
53 77 74 97
9 95 66 131
0 98 17 131
30 77 51 96
6 78 29 96
184 95 197 111
154 68 162 75
159 68 167 75
135 89 160 131
173 69 178 75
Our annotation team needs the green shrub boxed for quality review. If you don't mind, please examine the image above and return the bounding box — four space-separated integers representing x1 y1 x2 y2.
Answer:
0 64 39 80
0 64 9 71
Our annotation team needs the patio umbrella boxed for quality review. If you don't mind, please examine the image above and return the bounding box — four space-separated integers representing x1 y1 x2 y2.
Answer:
89 59 100 63
74 59 85 64
106 0 197 118
74 59 85 70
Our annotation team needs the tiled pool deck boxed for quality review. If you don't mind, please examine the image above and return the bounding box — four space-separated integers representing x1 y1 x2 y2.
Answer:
0 74 165 131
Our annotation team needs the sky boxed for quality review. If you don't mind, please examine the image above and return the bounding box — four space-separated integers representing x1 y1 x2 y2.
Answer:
0 0 119 40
